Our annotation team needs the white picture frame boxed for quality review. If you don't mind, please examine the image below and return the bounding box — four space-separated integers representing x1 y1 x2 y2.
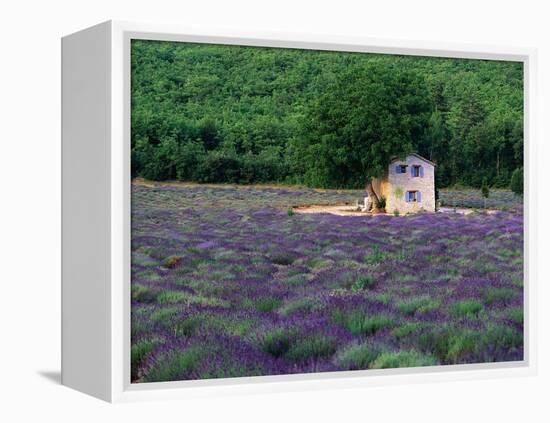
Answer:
61 20 538 403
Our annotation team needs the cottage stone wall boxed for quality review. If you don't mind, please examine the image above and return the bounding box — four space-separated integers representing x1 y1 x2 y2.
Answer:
384 155 435 214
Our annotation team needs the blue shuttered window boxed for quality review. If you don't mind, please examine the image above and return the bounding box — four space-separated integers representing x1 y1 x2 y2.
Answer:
405 191 420 203
396 165 408 174
412 165 423 177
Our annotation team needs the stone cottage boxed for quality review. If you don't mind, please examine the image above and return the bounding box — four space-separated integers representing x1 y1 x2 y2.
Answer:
366 153 436 214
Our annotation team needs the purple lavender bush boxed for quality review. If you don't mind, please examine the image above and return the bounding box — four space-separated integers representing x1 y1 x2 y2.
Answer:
131 183 523 383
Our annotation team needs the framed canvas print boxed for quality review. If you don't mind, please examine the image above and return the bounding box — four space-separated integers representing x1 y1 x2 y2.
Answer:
61 21 537 402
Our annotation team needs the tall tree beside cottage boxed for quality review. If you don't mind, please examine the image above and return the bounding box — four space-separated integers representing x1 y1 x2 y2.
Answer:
295 61 432 204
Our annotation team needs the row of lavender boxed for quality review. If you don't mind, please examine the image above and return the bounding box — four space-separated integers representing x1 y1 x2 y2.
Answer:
131 184 523 382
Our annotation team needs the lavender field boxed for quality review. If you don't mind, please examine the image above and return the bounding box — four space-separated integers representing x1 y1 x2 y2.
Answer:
439 188 523 209
131 182 524 383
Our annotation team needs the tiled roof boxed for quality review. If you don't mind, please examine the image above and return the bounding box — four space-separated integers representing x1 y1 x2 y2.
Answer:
389 153 436 167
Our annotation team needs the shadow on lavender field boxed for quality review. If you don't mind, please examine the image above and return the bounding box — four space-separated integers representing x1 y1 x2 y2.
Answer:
131 182 524 383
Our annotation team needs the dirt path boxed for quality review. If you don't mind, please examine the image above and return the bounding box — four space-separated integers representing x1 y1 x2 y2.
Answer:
438 207 499 215
293 204 370 216
294 204 499 216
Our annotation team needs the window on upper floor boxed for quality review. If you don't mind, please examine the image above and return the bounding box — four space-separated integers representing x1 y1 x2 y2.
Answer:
411 165 424 177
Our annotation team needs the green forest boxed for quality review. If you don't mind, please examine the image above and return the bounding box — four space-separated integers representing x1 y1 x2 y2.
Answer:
131 40 523 189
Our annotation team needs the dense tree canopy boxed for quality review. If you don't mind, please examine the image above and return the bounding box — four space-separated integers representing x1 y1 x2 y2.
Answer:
131 40 524 189
293 62 432 189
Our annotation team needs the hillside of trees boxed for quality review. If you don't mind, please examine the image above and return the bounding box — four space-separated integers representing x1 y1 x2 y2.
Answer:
131 40 523 189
